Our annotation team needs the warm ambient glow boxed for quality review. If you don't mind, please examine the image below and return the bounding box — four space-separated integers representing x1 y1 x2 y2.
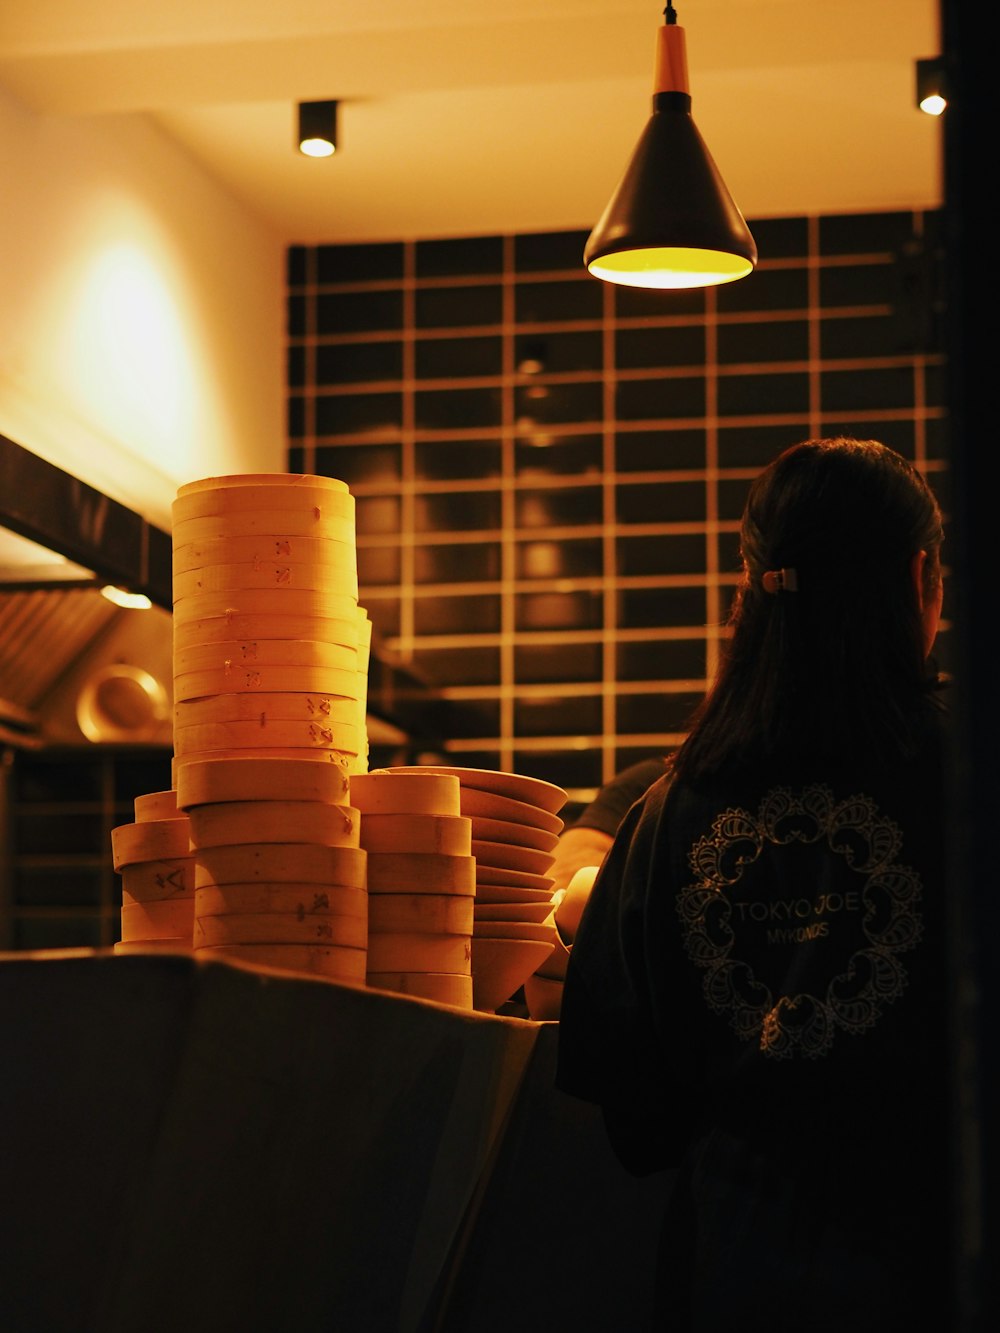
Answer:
588 245 755 289
101 585 152 610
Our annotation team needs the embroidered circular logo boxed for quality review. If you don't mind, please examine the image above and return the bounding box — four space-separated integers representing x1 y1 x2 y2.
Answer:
676 784 924 1059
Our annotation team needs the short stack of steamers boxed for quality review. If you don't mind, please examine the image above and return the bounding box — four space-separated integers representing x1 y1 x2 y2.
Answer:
387 766 566 1011
352 770 475 1008
110 471 569 1011
112 789 194 953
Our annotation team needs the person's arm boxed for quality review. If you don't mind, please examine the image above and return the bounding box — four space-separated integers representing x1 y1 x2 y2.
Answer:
525 759 670 1019
550 758 670 940
549 826 613 898
552 861 602 949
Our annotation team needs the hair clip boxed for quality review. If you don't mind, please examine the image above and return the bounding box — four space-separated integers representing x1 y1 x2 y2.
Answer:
762 567 798 594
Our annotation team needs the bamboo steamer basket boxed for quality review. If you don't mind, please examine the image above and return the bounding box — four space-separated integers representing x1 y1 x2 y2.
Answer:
173 717 363 758
171 589 359 623
193 910 367 949
195 942 367 983
358 813 472 856
172 479 354 523
194 883 367 919
120 859 195 902
172 613 360 652
120 897 195 942
366 931 472 974
173 665 363 702
171 511 356 547
172 532 356 573
194 842 367 888
188 800 360 850
177 747 359 765
176 756 351 808
112 818 192 870
133 790 180 821
365 851 476 895
176 473 350 496
348 771 461 817
368 893 474 936
174 691 360 729
366 972 473 1009
173 638 358 675
173 561 359 602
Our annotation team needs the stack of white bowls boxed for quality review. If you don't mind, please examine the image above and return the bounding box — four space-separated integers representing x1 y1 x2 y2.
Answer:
352 770 475 1009
111 789 194 952
386 766 567 1011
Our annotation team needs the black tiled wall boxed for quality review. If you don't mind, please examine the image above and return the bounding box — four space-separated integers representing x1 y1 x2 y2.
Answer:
0 209 948 954
2 749 173 952
287 211 950 805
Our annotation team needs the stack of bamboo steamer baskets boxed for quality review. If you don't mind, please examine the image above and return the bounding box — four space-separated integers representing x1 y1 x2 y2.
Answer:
177 756 367 983
171 473 370 775
169 473 371 979
111 789 194 952
353 771 475 1009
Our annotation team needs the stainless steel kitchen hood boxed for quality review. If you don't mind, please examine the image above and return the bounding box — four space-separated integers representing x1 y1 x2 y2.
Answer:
0 432 454 753
0 432 172 747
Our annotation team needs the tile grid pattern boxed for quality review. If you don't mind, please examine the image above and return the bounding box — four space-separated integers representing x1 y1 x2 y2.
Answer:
0 209 950 953
292 210 947 807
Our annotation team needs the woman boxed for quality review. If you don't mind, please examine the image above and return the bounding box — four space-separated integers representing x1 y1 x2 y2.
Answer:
555 437 950 1331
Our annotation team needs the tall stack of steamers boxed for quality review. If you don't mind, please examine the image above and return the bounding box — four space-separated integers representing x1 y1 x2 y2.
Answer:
111 472 566 1011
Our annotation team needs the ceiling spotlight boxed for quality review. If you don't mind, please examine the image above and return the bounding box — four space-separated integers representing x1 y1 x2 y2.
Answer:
584 2 757 291
915 58 947 116
298 100 338 157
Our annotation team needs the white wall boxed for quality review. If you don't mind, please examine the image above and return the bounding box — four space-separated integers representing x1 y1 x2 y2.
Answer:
0 85 284 531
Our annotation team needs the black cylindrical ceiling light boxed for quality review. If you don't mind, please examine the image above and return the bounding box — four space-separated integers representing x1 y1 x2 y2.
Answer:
915 57 948 116
584 3 757 290
298 100 338 157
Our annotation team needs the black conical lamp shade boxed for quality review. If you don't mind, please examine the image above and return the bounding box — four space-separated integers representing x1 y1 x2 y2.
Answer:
585 13 757 289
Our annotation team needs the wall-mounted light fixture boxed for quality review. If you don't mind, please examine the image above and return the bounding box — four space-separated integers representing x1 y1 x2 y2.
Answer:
584 2 756 290
915 58 948 116
100 585 152 610
298 100 338 157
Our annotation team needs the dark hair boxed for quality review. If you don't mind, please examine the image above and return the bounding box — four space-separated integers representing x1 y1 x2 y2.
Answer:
671 437 945 782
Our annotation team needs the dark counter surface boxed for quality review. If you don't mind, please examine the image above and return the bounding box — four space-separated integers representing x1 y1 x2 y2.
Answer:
0 949 666 1333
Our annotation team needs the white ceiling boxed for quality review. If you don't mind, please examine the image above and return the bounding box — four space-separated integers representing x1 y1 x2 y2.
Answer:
0 0 944 246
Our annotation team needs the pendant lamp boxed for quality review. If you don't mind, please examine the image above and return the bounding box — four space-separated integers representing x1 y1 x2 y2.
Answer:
585 2 757 290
